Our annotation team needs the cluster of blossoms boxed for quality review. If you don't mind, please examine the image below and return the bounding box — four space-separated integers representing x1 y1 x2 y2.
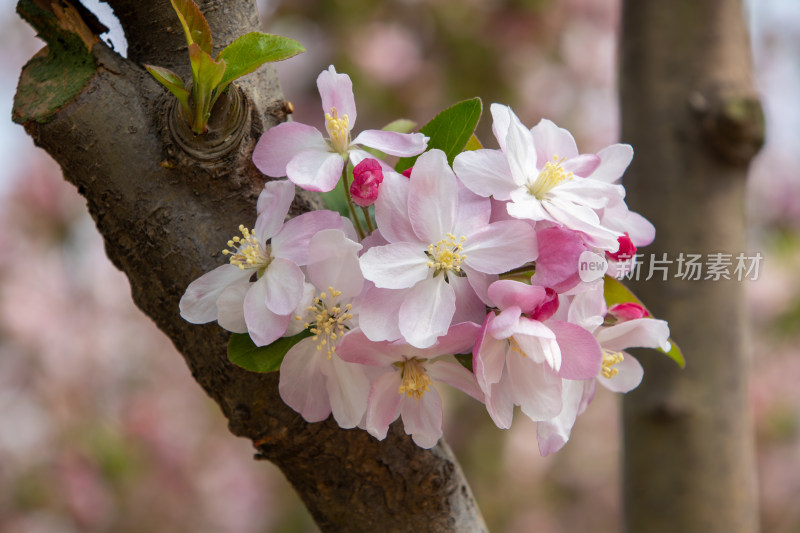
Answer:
180 66 671 454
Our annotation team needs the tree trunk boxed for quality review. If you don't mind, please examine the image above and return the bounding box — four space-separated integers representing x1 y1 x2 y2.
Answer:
620 1 763 532
12 1 487 531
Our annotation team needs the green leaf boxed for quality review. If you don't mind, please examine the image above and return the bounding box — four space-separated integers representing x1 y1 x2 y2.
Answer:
171 0 212 55
382 118 417 134
463 133 483 151
603 276 685 368
188 43 226 132
228 331 313 373
217 32 305 87
395 97 483 172
144 64 191 116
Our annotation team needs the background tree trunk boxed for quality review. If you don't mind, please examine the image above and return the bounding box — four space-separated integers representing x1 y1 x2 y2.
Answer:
620 1 764 531
12 0 487 530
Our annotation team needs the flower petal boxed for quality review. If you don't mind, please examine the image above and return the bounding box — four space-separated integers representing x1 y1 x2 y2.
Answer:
599 352 644 393
507 353 562 421
354 285 404 342
428 360 483 402
399 276 456 348
473 313 507 390
374 171 418 243
352 129 428 157
359 242 429 289
307 229 364 299
253 122 328 177
243 277 292 346
536 378 587 455
547 319 603 380
484 371 515 429
450 274 488 325
596 318 670 352
279 339 331 422
255 180 296 240
215 281 250 333
401 386 443 448
463 220 538 274
408 149 458 242
488 280 549 314
453 149 516 200
590 143 633 183
272 209 344 265
317 65 357 127
532 118 578 164
365 371 403 440
286 149 345 193
263 258 305 315
324 355 370 428
180 264 250 324
336 328 406 366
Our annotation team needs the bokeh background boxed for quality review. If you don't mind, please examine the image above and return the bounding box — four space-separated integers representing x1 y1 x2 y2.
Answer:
1 0 799 531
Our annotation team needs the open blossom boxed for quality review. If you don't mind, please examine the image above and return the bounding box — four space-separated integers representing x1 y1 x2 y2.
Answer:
536 287 670 455
252 65 428 193
337 322 483 448
358 149 538 348
179 180 346 346
473 280 602 429
350 158 384 207
453 104 625 251
278 229 371 428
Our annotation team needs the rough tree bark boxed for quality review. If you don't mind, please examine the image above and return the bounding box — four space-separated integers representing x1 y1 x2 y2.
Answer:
620 1 763 532
12 0 487 531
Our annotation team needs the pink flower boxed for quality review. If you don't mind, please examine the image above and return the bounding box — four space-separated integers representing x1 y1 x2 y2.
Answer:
358 149 538 348
453 104 625 250
252 66 428 192
179 180 347 346
350 158 384 207
278 229 371 428
337 322 483 448
473 280 603 429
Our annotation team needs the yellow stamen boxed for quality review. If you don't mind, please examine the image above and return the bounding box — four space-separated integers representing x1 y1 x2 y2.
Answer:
601 349 625 379
397 358 432 400
304 286 353 359
508 336 528 358
528 155 573 200
324 107 351 154
426 233 467 278
222 225 270 270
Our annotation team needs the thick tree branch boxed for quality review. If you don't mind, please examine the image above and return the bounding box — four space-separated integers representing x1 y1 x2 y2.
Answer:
620 1 762 532
13 0 487 530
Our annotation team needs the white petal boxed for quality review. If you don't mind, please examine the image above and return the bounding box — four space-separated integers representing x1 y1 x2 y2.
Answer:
354 285 404 342
596 318 670 352
590 144 633 183
352 129 428 157
374 171 418 243
180 264 250 324
324 355 370 428
279 339 331 422
453 149 516 200
243 277 292 346
398 277 456 349
507 354 562 421
401 387 443 449
252 122 328 177
215 281 250 333
317 65 357 127
427 360 483 402
359 243 429 289
598 352 644 393
255 180 296 240
536 378 586 455
307 229 364 300
531 118 578 164
272 209 344 265
408 149 458 243
286 149 345 193
462 220 538 274
263 258 305 315
365 371 403 440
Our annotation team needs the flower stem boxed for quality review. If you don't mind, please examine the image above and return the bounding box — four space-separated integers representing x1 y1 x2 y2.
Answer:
342 166 366 239
361 206 375 233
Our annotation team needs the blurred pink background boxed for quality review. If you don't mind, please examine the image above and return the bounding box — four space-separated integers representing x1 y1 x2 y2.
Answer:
1 0 798 531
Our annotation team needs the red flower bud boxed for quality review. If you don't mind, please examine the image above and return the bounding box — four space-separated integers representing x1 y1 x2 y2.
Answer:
350 158 384 207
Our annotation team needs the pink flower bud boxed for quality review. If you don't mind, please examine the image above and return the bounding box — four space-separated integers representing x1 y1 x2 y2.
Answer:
401 167 413 179
350 158 384 207
608 302 650 322
530 287 559 321
607 233 636 262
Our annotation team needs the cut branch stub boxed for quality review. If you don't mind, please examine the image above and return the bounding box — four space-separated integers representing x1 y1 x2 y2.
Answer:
168 83 250 161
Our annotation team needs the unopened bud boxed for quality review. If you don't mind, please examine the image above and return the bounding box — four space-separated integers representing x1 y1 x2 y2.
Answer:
350 158 384 207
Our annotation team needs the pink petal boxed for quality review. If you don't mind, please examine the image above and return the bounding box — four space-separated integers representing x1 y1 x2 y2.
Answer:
562 154 601 177
590 144 633 183
401 386 443 448
450 274 488 325
243 277 292 346
279 339 331 422
324 355 370 428
484 371 515 429
354 285 404 342
454 183 492 236
473 313 507 390
507 353 562 421
544 196 621 250
536 378 586 455
463 266 496 306
336 329 406 366
351 129 428 157
365 371 403 440
399 277 456 348
307 229 364 300
215 281 250 333
532 118 579 165
513 321 560 369
263 258 305 315
596 318 670 352
374 171 417 244
453 149 516 200
428 360 483 402
359 242 429 289
599 352 644 393
463 220 538 274
317 65 357 128
272 209 344 265
253 122 327 177
488 280 549 314
179 264 250 324
408 149 458 243
255 180 296 240
418 321 480 358
547 319 603 380
488 306 523 339
286 149 345 193
530 226 588 293
554 177 624 210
